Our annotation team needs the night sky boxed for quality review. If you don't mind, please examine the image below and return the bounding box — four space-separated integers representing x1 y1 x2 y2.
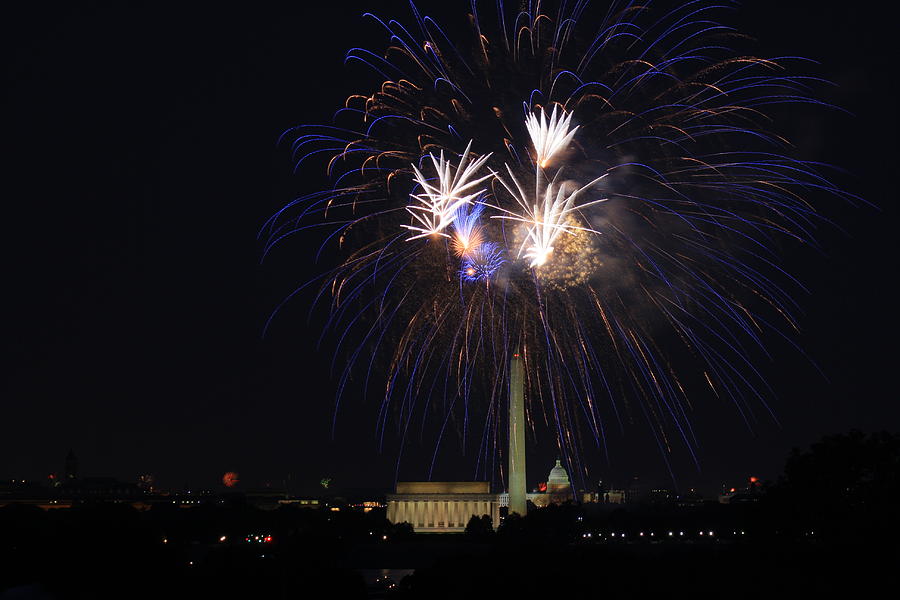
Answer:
3 1 896 495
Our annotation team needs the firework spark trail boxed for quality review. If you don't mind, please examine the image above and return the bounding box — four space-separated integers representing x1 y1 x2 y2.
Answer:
267 1 856 487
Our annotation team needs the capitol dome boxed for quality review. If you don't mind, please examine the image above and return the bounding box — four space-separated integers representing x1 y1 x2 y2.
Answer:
546 459 572 504
548 459 570 485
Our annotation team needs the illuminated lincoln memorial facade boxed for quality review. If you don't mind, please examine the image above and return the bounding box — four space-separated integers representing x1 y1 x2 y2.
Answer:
386 481 500 533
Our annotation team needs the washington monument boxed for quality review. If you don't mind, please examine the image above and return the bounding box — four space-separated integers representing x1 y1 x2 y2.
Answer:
508 351 526 516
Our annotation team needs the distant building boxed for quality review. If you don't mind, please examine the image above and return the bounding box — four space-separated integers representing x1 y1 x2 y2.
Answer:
386 482 500 533
0 480 71 510
718 478 762 504
497 492 542 507
527 460 574 507
277 498 322 508
626 476 650 503
676 488 705 507
65 449 78 481
648 489 674 505
137 474 155 492
349 500 385 513
604 490 625 504
60 477 141 499
718 492 760 505
547 460 573 503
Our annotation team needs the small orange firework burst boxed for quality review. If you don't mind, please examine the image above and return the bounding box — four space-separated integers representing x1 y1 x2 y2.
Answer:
451 225 483 257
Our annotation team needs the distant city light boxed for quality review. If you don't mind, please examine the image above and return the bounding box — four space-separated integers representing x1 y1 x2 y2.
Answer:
245 534 274 544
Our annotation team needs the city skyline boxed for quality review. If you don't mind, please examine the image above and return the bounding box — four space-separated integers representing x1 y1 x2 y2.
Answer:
2 0 896 494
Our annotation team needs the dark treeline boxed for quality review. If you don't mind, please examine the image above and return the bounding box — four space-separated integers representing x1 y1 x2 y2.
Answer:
1 431 897 599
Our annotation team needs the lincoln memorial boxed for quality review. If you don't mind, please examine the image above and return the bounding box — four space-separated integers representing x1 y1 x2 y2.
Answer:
386 481 500 533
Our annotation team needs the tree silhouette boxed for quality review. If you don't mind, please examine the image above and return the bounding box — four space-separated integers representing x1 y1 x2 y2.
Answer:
464 514 493 539
770 430 900 540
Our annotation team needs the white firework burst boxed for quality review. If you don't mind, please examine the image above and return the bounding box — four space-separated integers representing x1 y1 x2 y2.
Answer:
403 141 493 240
526 106 579 168
492 166 608 267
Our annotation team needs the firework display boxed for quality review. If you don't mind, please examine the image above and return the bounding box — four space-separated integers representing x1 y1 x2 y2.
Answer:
222 472 239 488
265 1 851 481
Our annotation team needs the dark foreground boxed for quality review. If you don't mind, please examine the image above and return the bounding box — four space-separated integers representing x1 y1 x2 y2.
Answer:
3 431 898 598
1 500 896 600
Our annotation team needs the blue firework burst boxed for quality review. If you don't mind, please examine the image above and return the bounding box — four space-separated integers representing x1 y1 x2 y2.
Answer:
460 242 507 282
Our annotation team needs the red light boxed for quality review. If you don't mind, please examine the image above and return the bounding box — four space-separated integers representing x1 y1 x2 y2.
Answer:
729 488 736 493
264 536 272 543
537 482 547 492
749 476 758 483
